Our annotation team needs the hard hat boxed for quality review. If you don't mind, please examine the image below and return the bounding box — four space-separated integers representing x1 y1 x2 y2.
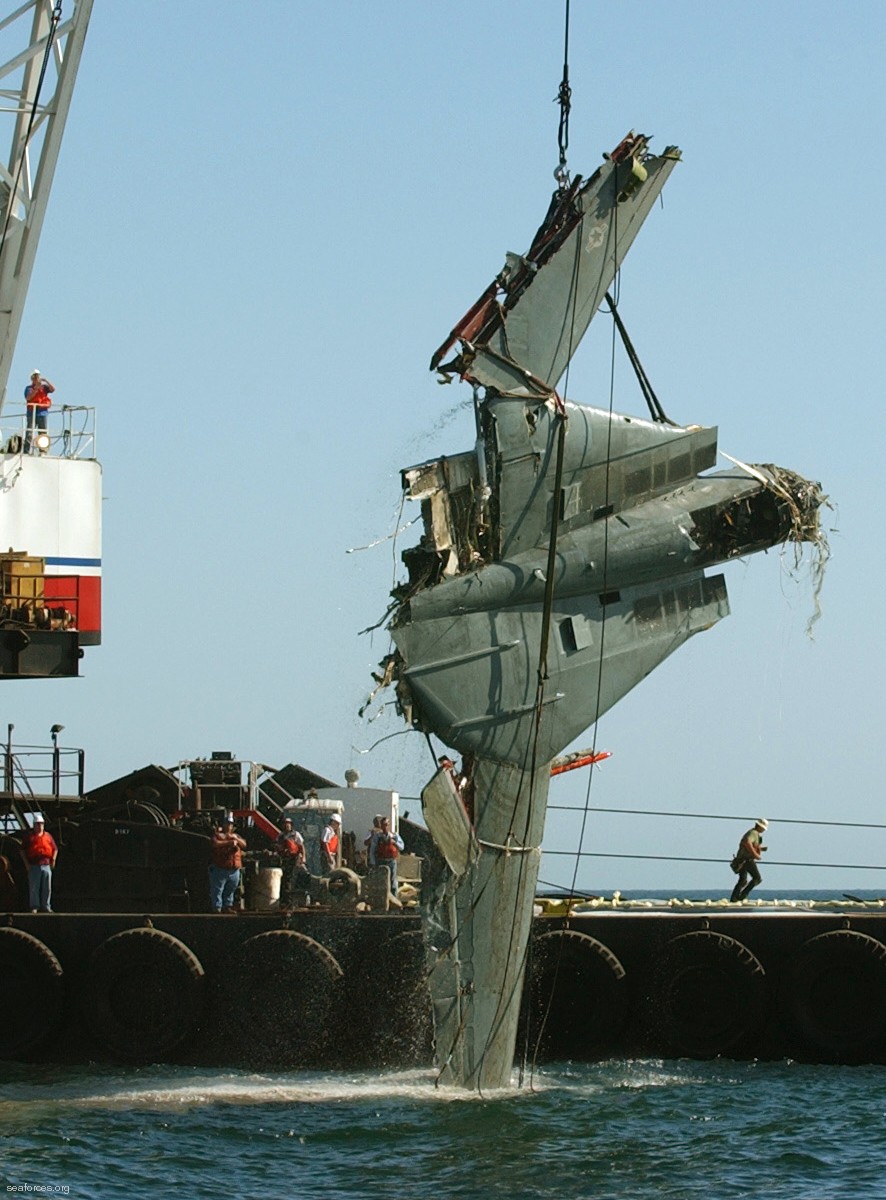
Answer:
32 813 45 824
31 369 40 377
225 813 235 823
755 818 768 830
330 813 342 823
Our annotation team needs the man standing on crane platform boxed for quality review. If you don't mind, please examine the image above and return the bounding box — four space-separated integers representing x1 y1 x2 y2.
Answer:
24 369 55 454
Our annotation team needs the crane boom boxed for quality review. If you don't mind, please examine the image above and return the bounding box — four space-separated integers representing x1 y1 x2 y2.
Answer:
0 0 93 413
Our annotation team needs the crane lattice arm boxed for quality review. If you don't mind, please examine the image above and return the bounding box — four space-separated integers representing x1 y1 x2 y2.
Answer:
0 0 93 413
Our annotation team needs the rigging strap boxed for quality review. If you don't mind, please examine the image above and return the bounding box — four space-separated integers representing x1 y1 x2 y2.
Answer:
604 291 673 424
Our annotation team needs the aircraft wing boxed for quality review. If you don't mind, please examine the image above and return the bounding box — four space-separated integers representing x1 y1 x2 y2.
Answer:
431 133 681 396
393 571 728 766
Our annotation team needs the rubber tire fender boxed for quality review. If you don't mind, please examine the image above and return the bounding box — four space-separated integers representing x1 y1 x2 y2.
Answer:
84 927 205 1061
228 930 343 1063
654 930 766 1058
528 929 627 1059
784 929 886 1060
0 927 63 1058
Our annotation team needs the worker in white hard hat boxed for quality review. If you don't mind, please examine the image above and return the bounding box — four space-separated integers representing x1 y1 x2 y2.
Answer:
321 811 342 874
19 813 58 912
23 369 55 454
729 818 769 903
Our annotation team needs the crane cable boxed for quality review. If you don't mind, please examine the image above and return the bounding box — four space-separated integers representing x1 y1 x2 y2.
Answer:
555 0 571 184
521 0 586 1087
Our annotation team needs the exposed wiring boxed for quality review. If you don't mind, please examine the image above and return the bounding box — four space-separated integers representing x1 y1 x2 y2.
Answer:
345 515 418 554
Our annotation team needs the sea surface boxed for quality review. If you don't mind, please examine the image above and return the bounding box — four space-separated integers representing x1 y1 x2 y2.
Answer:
2 891 885 1200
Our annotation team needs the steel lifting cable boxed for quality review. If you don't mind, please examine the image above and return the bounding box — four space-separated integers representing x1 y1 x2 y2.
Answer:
604 291 673 424
0 1 63 268
398 797 886 833
493 0 575 1086
546 805 886 830
540 803 886 875
555 0 571 183
543 851 886 872
523 0 586 1087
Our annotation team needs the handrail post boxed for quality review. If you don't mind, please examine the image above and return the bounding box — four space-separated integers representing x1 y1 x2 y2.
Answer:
4 724 12 793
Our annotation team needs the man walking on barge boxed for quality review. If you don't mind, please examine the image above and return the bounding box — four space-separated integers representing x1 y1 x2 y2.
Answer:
730 818 768 902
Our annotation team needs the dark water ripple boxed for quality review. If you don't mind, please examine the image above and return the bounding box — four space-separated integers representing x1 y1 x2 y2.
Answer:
1 1059 885 1199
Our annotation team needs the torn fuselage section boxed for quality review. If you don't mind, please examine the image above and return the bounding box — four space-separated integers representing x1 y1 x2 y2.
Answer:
399 449 487 595
690 464 825 562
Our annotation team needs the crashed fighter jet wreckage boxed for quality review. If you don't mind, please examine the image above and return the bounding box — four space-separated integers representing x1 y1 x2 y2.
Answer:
376 132 825 1090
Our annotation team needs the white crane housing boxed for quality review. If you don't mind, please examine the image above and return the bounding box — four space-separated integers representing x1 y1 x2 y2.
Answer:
0 0 99 678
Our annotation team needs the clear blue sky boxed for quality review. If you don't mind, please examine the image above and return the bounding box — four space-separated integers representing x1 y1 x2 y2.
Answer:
7 0 884 893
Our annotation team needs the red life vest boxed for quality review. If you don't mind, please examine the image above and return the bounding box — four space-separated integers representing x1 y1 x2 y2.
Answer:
278 834 303 862
325 832 339 856
26 385 52 409
375 833 399 860
22 830 57 865
211 833 243 870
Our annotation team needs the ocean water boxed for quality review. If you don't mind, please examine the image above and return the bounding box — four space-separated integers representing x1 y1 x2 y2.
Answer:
2 1058 886 1200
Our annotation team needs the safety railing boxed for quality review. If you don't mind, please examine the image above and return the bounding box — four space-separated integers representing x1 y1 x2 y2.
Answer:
0 571 82 630
0 741 85 812
0 404 97 460
173 759 302 818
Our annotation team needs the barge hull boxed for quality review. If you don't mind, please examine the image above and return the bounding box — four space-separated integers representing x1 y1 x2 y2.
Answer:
5 905 886 1070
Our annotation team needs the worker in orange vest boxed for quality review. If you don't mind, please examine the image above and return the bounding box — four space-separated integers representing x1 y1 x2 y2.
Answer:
321 812 342 873
277 817 305 910
20 814 58 912
23 369 55 454
209 815 246 912
368 815 405 896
